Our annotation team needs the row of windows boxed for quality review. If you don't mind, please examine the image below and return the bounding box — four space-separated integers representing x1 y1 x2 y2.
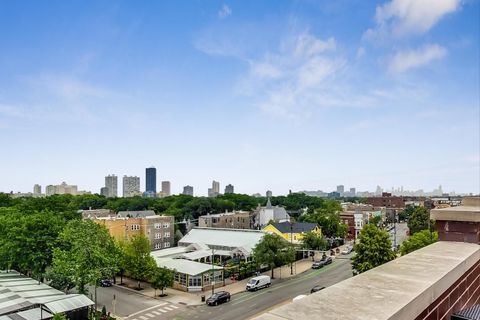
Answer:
154 223 171 229
154 232 170 239
154 242 171 249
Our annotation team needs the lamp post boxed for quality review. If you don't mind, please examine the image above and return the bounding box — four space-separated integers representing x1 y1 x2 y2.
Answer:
211 248 215 296
290 221 293 275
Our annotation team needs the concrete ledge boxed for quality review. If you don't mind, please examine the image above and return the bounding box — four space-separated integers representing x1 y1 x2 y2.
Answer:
253 241 480 320
430 196 480 222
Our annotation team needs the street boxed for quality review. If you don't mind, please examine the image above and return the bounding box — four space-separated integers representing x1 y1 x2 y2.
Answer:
170 256 352 320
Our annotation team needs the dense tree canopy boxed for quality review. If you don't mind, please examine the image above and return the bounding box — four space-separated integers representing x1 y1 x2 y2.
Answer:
351 224 396 274
301 231 328 251
400 230 438 255
253 234 294 278
300 200 345 238
407 207 433 235
151 267 175 296
124 234 157 289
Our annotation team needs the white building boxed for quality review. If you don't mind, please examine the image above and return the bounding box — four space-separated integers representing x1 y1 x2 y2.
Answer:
33 184 41 195
123 175 140 197
183 185 194 196
161 181 171 196
255 198 290 228
45 182 78 196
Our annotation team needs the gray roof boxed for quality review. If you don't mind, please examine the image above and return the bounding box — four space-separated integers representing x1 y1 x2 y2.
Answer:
270 222 319 233
0 270 93 317
178 228 265 253
156 259 223 276
453 304 480 320
117 210 156 218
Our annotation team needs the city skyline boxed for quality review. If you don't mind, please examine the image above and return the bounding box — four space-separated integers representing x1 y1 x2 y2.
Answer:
0 1 478 195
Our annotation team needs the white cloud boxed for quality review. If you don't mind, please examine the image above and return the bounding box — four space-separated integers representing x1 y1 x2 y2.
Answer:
388 44 447 73
218 4 232 19
364 0 461 39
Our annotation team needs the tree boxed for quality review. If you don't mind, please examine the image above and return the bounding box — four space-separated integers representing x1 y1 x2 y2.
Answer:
151 267 175 297
301 231 328 251
400 230 438 255
301 207 344 238
52 313 67 320
124 235 157 289
51 220 118 295
351 224 395 274
398 205 415 222
253 234 291 279
369 215 382 227
46 268 75 293
407 207 433 235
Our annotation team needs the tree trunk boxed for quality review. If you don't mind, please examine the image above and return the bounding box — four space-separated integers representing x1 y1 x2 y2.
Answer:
137 280 141 289
271 267 274 279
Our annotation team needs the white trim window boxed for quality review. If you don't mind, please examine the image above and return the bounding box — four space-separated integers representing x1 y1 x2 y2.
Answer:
154 223 161 229
164 232 170 238
154 243 162 249
154 233 161 239
164 242 170 248
163 223 170 229
130 224 140 231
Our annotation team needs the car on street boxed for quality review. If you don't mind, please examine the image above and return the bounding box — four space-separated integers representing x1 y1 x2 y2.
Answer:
206 291 231 306
99 279 113 287
341 246 353 255
311 260 324 269
246 275 271 291
312 256 332 269
310 285 326 293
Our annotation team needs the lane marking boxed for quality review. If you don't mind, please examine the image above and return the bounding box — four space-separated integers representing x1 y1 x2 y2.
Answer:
152 311 161 315
139 316 148 320
145 313 155 318
171 305 179 309
158 309 168 313
164 306 173 311
127 303 169 318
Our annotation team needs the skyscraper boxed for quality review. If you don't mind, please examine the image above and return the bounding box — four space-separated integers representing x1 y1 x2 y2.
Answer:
350 188 356 196
336 185 344 195
146 167 157 194
123 175 140 197
209 180 220 197
266 190 272 198
105 174 118 197
100 187 109 197
183 185 194 196
33 184 41 195
225 184 234 194
161 181 171 196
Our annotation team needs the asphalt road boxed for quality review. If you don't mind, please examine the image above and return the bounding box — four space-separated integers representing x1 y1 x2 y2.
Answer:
92 283 186 319
170 256 353 320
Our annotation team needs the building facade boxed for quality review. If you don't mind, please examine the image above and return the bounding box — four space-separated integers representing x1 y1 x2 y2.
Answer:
224 184 234 194
94 210 174 251
45 182 78 196
198 211 254 229
33 184 41 195
105 174 118 198
183 185 194 196
366 193 406 209
123 175 140 197
161 181 171 196
146 167 157 194
263 222 321 244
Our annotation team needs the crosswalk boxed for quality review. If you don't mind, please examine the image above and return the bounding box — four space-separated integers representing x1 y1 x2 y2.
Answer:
127 303 180 320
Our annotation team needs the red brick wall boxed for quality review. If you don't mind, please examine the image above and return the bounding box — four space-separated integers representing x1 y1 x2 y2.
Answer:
366 196 405 208
415 259 480 320
436 220 480 244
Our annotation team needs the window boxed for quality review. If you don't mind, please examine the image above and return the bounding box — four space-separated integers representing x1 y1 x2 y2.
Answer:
154 243 161 249
164 242 170 248
130 224 140 231
164 232 170 238
163 223 170 229
188 275 202 287
154 223 161 229
155 233 161 239
175 273 187 286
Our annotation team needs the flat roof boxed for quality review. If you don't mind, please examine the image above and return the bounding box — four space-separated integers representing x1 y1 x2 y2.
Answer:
157 259 223 276
253 241 480 320
178 228 264 252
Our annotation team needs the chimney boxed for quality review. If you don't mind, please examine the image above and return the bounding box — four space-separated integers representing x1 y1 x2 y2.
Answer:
430 196 480 244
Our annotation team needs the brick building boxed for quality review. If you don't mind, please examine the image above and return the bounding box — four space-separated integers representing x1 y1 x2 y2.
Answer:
198 211 254 229
366 192 406 209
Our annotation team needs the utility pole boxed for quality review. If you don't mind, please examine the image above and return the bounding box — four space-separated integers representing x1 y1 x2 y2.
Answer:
290 221 293 275
211 248 215 296
393 210 397 250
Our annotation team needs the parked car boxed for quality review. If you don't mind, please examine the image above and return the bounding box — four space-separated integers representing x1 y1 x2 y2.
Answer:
341 246 353 255
311 261 324 269
320 256 333 266
206 291 230 306
99 279 113 287
246 275 271 291
310 285 326 293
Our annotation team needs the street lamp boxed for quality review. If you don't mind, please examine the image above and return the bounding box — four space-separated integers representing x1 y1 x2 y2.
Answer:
211 248 215 296
290 221 293 275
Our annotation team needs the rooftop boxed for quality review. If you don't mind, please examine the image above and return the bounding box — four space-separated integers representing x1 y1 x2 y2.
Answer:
269 222 319 234
430 196 480 222
253 241 480 320
155 259 223 276
117 210 157 218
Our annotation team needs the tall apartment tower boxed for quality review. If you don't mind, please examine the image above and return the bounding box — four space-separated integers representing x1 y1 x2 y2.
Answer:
266 190 273 198
225 184 234 194
161 181 171 196
33 184 41 195
336 185 344 195
105 175 118 197
123 176 140 197
183 185 194 196
145 167 157 194
212 180 220 194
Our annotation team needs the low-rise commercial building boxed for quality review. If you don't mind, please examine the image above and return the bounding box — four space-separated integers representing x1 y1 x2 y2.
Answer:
198 211 254 229
263 222 321 244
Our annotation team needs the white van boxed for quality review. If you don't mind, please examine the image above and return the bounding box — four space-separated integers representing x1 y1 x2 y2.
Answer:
246 275 271 291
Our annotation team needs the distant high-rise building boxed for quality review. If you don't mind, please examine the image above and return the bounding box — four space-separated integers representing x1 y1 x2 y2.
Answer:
183 185 194 196
225 184 234 194
146 167 157 193
33 184 41 195
336 185 344 195
105 174 118 198
100 187 109 197
350 188 356 196
161 181 171 196
46 185 55 196
123 176 140 197
45 182 78 196
209 180 220 197
266 190 272 198
375 185 383 196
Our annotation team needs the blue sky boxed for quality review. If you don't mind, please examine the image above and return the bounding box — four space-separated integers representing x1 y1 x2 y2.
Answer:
0 0 479 196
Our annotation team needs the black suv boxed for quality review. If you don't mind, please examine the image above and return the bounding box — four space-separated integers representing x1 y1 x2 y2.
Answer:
312 256 332 269
99 279 113 287
206 291 231 306
310 285 326 293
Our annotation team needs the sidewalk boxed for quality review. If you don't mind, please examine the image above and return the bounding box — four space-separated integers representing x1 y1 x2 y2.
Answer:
114 246 350 307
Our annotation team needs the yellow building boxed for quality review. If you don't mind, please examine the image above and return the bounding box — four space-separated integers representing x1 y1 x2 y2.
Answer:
93 210 174 251
263 222 321 244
